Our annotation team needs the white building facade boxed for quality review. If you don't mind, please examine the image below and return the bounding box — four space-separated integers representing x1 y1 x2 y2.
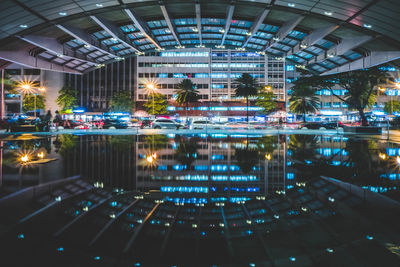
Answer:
135 48 286 103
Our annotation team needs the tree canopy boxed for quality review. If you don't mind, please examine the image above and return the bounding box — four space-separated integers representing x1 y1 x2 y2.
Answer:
384 100 400 114
234 73 259 121
56 85 77 113
289 84 320 122
143 92 168 115
22 94 45 113
109 91 134 112
255 89 277 114
293 67 389 125
175 79 200 118
1 73 17 92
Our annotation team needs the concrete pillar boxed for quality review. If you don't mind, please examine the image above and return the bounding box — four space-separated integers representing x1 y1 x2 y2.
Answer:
42 70 64 114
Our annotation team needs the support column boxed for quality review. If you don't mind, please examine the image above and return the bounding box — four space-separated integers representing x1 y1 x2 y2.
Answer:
1 69 4 119
42 70 65 114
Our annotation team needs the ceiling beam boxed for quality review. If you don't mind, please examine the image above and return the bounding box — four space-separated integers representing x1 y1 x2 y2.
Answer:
72 61 88 70
124 9 162 50
242 8 270 48
264 15 304 51
18 34 97 65
195 2 202 46
61 58 76 66
313 36 373 63
56 24 117 58
220 4 235 47
159 4 181 47
288 24 339 56
90 15 142 53
321 51 400 75
0 50 82 74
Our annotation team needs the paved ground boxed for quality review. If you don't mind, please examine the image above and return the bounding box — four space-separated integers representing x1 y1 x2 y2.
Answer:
0 128 399 141
0 128 354 136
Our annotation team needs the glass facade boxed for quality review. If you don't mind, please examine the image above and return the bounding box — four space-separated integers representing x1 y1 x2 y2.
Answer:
136 48 285 102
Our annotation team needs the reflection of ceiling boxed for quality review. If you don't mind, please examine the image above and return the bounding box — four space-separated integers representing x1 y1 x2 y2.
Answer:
0 0 400 74
3 176 399 266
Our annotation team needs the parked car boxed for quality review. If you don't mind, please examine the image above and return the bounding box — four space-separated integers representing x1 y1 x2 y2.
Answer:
301 122 340 130
151 119 184 129
102 119 129 129
127 118 142 128
190 120 224 130
248 121 267 130
224 122 254 130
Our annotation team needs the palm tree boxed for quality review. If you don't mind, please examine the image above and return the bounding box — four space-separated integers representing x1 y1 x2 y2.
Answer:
175 79 200 120
289 84 320 122
234 73 259 122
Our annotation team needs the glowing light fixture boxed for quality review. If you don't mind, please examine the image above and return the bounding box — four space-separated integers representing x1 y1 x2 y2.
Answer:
20 154 29 163
19 24 28 28
324 11 333 16
59 12 67 16
265 153 271 160
146 83 155 91
379 153 387 160
37 152 45 159
300 43 307 49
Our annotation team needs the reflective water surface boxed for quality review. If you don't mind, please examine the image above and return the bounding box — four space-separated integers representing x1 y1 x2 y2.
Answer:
1 134 399 198
0 133 399 266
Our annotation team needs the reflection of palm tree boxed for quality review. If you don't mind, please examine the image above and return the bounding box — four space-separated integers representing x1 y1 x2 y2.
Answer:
144 135 169 151
342 139 379 183
289 135 318 162
288 135 321 181
256 135 277 157
175 141 198 169
235 142 259 173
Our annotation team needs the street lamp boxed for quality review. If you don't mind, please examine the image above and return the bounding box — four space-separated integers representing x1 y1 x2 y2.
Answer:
146 83 157 115
17 81 45 117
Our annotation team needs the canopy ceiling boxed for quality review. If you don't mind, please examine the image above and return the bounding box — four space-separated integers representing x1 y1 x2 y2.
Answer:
0 0 399 74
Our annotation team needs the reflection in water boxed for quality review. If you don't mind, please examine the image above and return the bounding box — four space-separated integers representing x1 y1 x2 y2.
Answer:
0 134 400 266
0 134 400 200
